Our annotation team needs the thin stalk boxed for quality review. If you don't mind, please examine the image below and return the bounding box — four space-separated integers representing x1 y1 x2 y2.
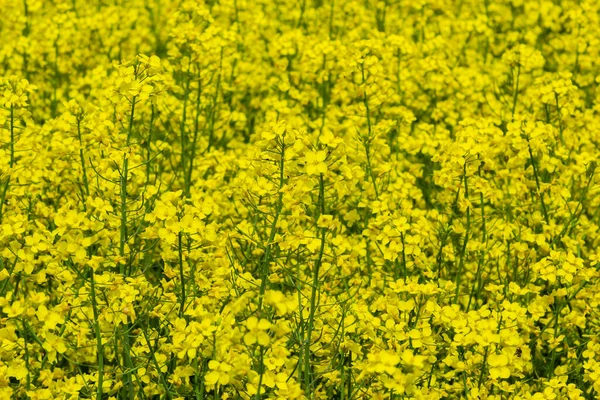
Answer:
361 64 378 197
141 327 172 399
511 64 520 118
206 48 223 153
77 117 90 198
0 105 15 222
120 96 137 275
10 105 14 169
304 174 326 394
467 162 486 311
90 270 105 400
22 320 31 390
400 233 407 280
526 140 549 224
455 165 471 304
257 137 286 312
328 0 335 39
119 95 137 398
554 92 565 145
254 346 266 400
186 72 203 196
180 57 192 195
178 231 186 317
146 104 156 184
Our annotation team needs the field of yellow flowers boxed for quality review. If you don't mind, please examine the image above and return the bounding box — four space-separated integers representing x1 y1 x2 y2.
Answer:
1 0 600 399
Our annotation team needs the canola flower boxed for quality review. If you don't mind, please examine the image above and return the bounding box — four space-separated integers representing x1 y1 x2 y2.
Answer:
0 0 600 399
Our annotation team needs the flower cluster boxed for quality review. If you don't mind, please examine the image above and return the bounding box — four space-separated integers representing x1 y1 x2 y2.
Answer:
0 0 599 399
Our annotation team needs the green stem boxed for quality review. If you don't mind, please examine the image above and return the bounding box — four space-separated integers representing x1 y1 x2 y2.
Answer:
10 104 14 169
527 140 549 224
119 96 137 397
120 97 137 275
455 166 470 304
180 58 192 195
178 231 186 317
146 104 156 184
77 117 90 198
257 137 286 312
512 64 520 118
304 174 326 394
186 71 203 196
206 48 223 153
254 346 266 400
90 270 105 400
361 64 378 197
0 105 14 222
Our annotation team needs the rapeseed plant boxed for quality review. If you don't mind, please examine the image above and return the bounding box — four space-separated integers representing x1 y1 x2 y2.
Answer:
1 0 600 399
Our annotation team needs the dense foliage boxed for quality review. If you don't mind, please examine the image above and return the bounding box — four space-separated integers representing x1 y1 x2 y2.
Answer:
1 0 600 399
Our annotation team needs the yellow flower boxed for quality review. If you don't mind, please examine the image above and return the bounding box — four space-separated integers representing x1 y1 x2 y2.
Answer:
42 333 67 363
244 317 271 346
488 352 511 380
205 360 233 386
305 150 328 175
2 300 24 318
